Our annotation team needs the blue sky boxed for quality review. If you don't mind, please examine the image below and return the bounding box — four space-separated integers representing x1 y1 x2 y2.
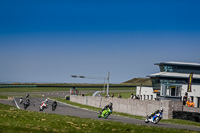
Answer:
0 0 200 83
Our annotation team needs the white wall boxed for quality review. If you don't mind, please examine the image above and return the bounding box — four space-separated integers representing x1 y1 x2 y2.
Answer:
136 86 156 100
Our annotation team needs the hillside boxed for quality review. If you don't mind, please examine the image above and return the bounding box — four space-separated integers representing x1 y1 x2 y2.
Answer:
122 78 152 86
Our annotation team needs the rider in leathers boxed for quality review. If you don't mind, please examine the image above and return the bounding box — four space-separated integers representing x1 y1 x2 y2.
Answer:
102 103 113 112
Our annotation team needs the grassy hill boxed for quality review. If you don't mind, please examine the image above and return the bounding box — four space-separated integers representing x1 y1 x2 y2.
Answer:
122 78 152 86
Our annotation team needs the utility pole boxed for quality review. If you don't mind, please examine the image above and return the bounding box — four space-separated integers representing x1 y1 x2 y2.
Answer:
107 72 110 95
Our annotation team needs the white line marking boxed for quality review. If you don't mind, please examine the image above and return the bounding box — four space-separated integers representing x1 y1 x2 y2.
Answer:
13 97 20 109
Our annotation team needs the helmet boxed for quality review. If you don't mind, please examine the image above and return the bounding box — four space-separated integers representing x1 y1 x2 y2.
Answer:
45 99 48 102
109 103 113 107
160 108 163 112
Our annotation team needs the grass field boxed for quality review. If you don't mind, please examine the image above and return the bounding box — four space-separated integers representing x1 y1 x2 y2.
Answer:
0 87 135 93
85 91 136 99
0 103 198 133
0 95 8 99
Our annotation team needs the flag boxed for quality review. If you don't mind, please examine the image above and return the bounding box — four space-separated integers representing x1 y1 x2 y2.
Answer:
187 72 193 92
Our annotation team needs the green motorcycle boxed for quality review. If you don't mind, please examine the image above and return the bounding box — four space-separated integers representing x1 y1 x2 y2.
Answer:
98 108 112 119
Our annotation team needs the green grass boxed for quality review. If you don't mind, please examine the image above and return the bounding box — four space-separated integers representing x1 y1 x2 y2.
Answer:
161 119 200 127
85 91 136 99
0 103 198 133
53 97 200 127
0 95 8 99
0 87 69 92
0 87 135 93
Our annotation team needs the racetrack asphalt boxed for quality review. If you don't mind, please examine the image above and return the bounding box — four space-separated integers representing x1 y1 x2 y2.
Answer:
0 97 200 132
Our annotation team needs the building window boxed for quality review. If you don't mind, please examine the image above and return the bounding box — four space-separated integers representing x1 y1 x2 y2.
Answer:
147 95 149 100
151 95 153 100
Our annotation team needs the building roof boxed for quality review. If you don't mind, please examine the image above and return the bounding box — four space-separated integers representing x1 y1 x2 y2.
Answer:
154 61 200 67
147 72 200 79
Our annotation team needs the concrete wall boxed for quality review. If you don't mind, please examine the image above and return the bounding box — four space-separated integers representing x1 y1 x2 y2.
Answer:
70 95 172 119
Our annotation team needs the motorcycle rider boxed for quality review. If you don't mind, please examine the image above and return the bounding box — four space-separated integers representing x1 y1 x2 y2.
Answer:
52 100 57 107
26 94 29 98
51 100 57 110
24 98 30 106
40 99 48 108
149 108 163 118
102 103 113 112
42 99 48 105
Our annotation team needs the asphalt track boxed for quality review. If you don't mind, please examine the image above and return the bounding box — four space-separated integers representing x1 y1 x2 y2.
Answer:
1 97 200 132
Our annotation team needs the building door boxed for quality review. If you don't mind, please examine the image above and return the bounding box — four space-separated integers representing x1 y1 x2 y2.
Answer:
171 86 176 96
197 97 200 108
190 96 194 101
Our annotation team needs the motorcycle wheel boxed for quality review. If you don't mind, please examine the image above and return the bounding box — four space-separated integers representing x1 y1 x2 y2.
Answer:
144 118 149 123
98 114 101 118
153 117 160 124
24 105 27 110
104 113 109 119
52 106 56 111
39 106 44 111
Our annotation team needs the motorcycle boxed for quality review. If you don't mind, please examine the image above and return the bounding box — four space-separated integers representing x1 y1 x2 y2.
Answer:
39 102 48 111
144 111 163 124
24 101 30 110
98 108 112 119
52 103 57 111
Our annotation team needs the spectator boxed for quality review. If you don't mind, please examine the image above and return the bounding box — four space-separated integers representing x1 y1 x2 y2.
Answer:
190 100 195 107
130 93 134 99
186 98 191 107
105 94 110 98
111 93 114 98
117 94 122 98
183 92 188 105
136 95 140 100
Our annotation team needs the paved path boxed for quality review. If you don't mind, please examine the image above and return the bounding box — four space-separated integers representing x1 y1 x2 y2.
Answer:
1 97 200 132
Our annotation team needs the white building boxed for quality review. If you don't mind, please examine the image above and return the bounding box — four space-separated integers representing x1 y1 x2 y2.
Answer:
136 86 156 100
136 62 200 107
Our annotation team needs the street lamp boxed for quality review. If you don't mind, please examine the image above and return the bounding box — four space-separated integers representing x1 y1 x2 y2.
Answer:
71 72 110 95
